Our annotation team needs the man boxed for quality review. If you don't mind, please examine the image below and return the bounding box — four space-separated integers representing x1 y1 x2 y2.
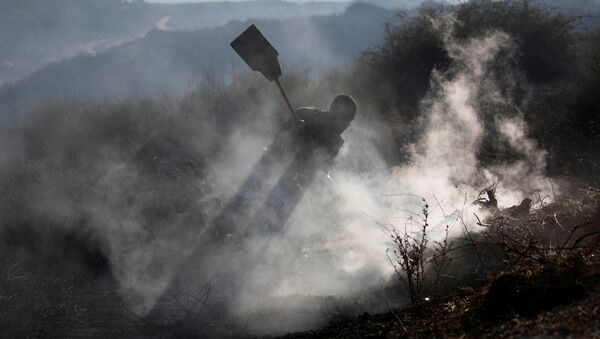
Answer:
283 94 357 156
196 95 357 317
211 95 357 238
246 94 358 236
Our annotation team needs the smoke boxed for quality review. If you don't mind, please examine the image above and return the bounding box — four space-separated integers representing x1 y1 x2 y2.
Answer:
0 7 560 338
489 116 552 204
0 3 393 119
387 14 552 223
196 14 556 334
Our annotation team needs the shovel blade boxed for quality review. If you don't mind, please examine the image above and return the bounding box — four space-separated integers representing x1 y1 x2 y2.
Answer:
230 25 282 81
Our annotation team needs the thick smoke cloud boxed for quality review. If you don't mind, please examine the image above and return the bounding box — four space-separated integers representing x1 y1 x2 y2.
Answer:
132 13 558 335
0 5 563 337
391 15 553 214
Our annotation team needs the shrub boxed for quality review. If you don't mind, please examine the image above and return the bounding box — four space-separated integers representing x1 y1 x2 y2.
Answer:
384 199 451 306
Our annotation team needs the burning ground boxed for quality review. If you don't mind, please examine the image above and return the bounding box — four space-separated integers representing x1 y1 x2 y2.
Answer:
1 1 600 338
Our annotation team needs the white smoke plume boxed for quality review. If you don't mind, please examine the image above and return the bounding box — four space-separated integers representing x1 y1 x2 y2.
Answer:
163 14 557 335
0 10 559 338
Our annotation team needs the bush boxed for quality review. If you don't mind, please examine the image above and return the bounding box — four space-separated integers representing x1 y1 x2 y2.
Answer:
384 199 451 306
355 0 600 179
362 1 576 118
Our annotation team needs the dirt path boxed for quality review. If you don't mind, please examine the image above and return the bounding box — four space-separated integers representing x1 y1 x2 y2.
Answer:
156 16 173 31
83 16 174 56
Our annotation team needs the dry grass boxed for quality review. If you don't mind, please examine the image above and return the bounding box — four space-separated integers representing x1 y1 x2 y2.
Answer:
0 264 148 338
287 187 600 338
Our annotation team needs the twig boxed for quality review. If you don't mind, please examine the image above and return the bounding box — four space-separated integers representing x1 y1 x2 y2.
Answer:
385 300 408 333
549 178 558 204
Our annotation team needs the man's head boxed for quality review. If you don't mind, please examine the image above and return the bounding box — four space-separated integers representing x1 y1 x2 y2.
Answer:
327 95 357 134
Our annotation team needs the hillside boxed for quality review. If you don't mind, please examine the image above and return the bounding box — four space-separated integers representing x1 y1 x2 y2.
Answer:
0 0 599 338
147 1 351 31
285 192 600 337
0 3 393 118
0 0 354 86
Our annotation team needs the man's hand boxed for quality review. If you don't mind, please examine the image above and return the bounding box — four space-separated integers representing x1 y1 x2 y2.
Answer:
282 117 305 131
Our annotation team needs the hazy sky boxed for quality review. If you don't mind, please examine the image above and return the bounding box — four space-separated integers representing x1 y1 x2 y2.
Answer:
146 0 350 2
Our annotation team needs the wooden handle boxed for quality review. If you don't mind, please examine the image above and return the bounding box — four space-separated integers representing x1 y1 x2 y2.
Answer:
275 78 300 124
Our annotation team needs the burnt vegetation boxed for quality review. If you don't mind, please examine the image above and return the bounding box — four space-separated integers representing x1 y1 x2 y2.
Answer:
355 0 600 174
0 0 600 338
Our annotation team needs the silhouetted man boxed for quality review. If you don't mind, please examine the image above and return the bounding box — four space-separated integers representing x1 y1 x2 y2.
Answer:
246 94 357 236
188 95 357 318
283 94 357 155
212 95 357 238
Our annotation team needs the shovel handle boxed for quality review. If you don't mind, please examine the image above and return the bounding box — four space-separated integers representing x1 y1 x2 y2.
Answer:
275 78 301 125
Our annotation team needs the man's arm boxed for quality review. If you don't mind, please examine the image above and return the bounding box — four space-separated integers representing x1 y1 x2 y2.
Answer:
281 107 318 130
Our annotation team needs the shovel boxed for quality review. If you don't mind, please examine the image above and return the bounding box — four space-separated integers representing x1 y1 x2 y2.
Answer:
230 24 300 125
